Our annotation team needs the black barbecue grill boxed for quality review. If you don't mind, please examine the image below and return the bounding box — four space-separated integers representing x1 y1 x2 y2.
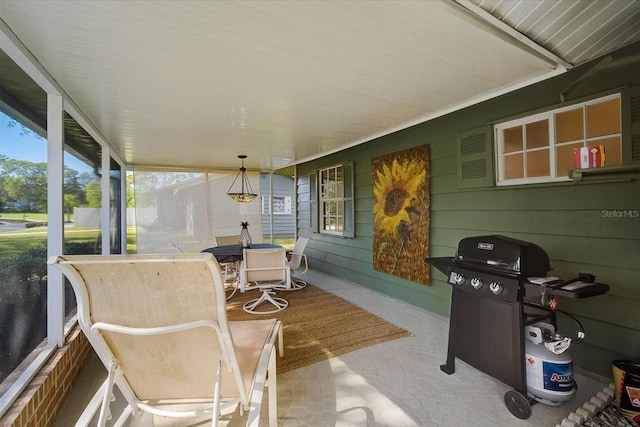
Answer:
426 235 609 419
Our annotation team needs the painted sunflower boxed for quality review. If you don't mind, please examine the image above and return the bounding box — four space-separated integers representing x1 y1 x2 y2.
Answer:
373 158 425 235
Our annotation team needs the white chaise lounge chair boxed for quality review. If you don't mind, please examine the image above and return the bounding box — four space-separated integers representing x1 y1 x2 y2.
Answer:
49 253 282 427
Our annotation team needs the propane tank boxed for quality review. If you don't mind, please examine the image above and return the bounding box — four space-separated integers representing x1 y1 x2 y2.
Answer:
524 322 576 406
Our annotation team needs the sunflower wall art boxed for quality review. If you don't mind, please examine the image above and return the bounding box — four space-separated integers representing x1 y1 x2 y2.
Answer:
372 145 431 285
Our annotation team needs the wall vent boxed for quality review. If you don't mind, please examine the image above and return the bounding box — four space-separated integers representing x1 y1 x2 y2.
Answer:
632 87 640 163
457 126 494 189
461 159 487 179
632 134 640 162
460 134 486 156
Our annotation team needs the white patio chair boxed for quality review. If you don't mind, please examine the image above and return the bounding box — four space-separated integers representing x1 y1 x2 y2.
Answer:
285 237 309 290
239 248 291 314
49 253 282 427
213 235 241 299
213 235 240 246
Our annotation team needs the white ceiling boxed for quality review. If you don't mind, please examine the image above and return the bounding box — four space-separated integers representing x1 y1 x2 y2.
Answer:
1 0 640 171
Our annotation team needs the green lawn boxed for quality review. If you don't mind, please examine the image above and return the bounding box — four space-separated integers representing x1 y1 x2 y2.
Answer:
0 230 293 257
0 227 100 257
0 226 138 257
0 212 50 222
0 211 293 255
272 237 295 250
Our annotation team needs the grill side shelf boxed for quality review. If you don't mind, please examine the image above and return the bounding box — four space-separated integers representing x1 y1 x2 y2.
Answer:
424 257 454 277
524 281 609 298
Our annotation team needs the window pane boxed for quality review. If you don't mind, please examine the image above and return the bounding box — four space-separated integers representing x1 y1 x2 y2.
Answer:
0 109 48 386
328 181 335 198
526 149 550 177
64 115 103 320
594 136 622 166
586 99 620 138
526 119 549 149
503 126 523 153
64 114 102 257
133 170 263 253
556 142 583 177
321 167 333 198
273 196 285 214
320 170 328 197
110 158 122 254
503 153 524 180
324 217 333 231
556 108 583 143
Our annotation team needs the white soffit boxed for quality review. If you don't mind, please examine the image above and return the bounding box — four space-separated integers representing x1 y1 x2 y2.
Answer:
1 1 568 170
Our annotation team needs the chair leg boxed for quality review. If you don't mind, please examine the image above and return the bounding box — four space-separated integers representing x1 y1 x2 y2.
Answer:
225 282 238 300
243 290 288 314
273 277 307 291
267 348 277 427
289 277 307 290
97 361 118 427
211 360 223 427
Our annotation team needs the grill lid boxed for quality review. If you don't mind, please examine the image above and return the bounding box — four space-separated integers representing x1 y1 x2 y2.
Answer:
454 235 551 277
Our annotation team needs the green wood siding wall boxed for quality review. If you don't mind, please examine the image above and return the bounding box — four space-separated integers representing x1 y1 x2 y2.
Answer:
296 42 640 378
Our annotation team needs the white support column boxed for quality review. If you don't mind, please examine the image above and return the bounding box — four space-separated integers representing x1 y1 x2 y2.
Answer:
121 163 128 254
47 94 64 346
293 168 298 241
269 172 274 242
102 146 111 255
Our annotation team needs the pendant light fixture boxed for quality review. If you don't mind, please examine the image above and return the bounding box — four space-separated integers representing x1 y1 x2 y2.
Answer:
227 155 257 203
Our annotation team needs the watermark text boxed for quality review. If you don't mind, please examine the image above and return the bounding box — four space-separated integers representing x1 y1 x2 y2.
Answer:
601 209 639 218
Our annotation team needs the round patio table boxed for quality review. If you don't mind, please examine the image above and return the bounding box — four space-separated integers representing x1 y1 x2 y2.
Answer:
202 243 281 263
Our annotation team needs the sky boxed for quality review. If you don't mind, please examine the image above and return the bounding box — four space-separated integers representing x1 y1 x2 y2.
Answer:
1 111 94 174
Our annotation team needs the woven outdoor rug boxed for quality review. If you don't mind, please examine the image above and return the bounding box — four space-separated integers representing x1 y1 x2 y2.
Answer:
226 284 412 373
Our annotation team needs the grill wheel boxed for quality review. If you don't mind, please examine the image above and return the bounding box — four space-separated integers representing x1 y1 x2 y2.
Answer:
504 390 532 419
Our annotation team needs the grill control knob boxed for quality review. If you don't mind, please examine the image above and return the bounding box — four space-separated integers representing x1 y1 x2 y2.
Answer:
489 282 503 295
452 272 465 285
470 277 484 289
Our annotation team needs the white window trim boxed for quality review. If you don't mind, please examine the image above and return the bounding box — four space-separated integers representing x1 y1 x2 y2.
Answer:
495 93 621 186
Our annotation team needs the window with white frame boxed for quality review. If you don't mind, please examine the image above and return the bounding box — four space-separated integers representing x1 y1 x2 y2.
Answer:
319 165 344 234
495 93 622 185
261 195 292 215
309 161 354 237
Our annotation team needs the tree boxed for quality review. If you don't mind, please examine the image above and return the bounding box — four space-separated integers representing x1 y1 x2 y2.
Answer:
85 181 101 208
127 173 135 208
0 155 7 211
1 159 47 212
77 172 96 204
63 194 80 222
64 167 83 201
